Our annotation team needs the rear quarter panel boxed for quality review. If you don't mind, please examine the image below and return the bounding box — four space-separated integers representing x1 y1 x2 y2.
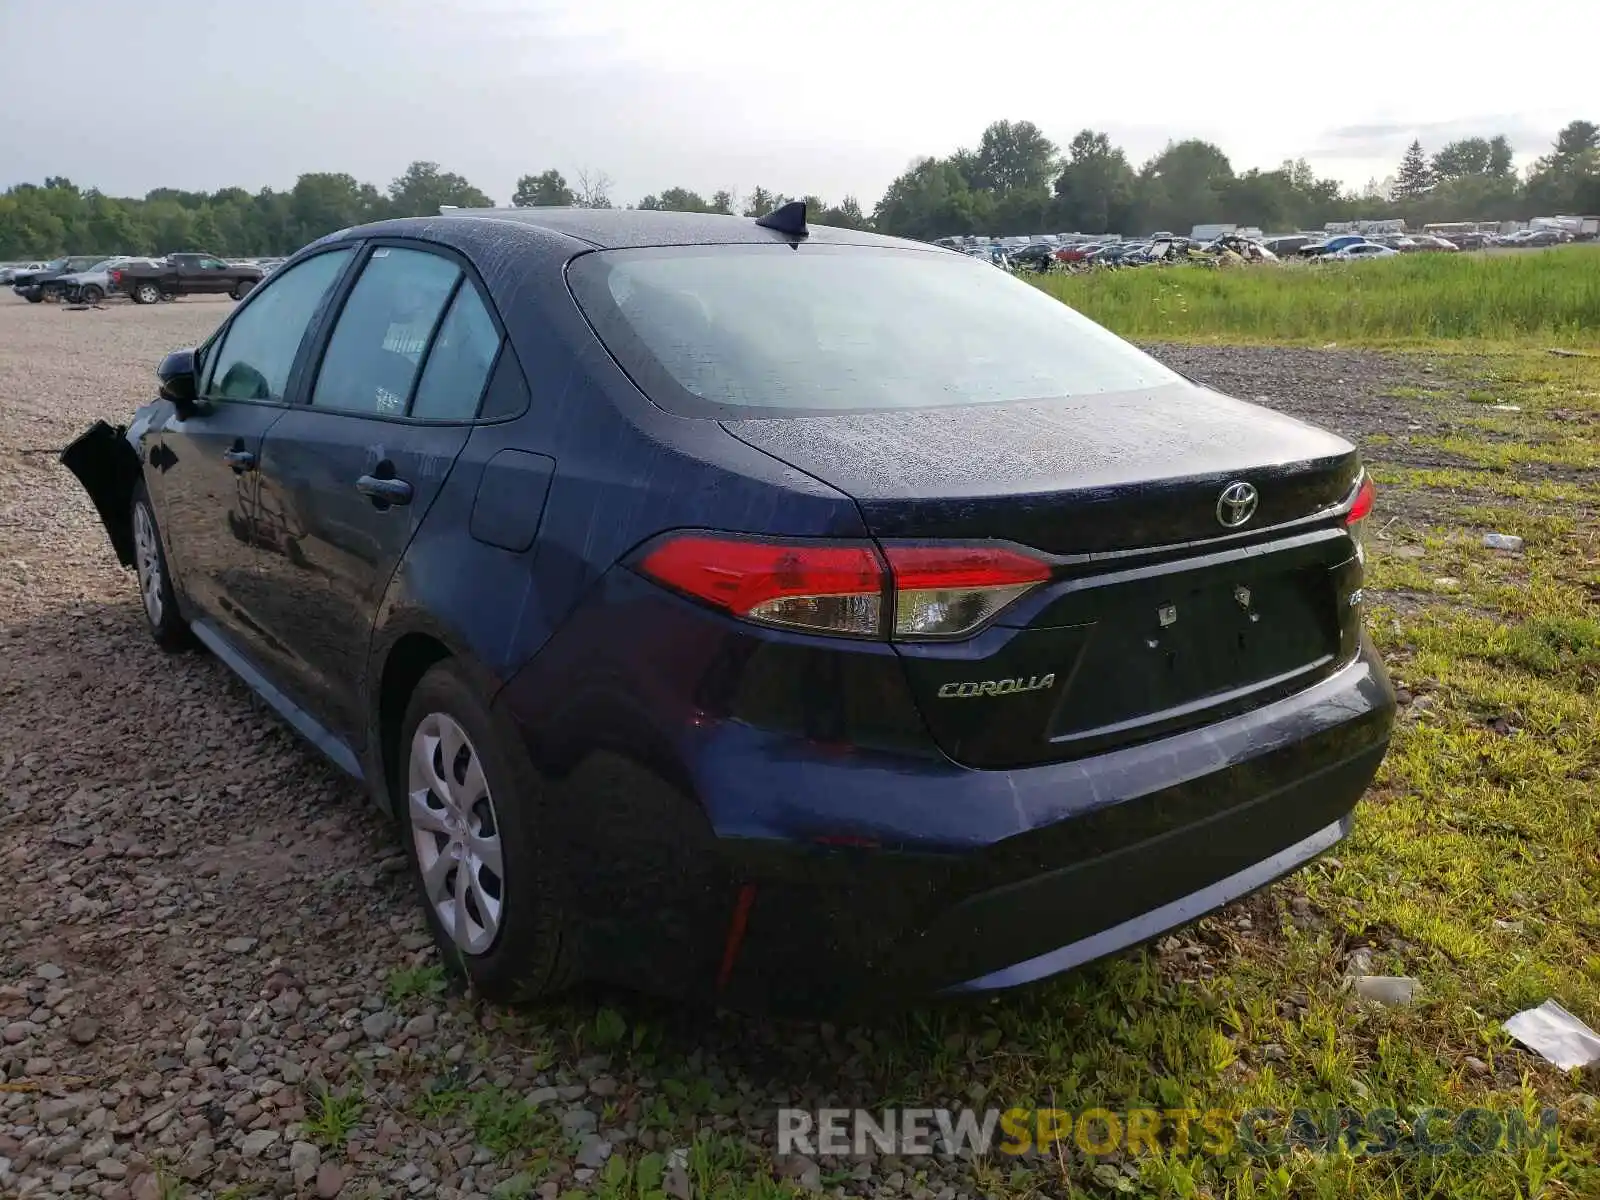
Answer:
367 220 866 673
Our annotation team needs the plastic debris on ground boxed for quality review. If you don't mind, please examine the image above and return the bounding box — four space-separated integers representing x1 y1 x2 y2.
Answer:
1352 976 1420 1006
1483 533 1525 552
1503 1001 1600 1070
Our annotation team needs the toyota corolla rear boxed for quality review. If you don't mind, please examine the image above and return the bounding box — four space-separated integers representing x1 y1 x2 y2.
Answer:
517 238 1395 1013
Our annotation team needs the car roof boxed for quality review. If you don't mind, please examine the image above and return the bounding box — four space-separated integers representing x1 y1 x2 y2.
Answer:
335 207 930 254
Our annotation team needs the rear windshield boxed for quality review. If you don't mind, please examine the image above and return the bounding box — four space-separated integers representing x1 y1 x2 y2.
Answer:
567 244 1183 418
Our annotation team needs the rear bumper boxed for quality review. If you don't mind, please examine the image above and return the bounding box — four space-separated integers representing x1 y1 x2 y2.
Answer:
712 640 1393 1012
944 814 1349 993
495 562 1393 1012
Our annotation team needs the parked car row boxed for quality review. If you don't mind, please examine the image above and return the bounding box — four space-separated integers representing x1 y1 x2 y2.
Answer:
8 252 264 303
964 221 1592 278
991 234 1282 274
1492 227 1578 247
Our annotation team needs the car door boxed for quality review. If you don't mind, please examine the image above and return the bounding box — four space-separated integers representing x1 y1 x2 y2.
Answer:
250 242 502 746
197 256 235 293
153 246 356 662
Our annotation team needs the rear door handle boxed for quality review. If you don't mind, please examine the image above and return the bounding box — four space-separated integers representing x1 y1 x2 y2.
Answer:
223 448 256 471
356 475 413 506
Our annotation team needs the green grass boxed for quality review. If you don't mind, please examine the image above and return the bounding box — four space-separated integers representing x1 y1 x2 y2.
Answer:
1031 246 1600 343
304 1085 366 1149
387 962 449 1004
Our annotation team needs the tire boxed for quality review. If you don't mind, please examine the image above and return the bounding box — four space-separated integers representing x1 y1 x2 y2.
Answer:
130 483 193 651
159 292 176 302
80 284 104 304
397 661 573 1001
41 285 62 303
133 282 161 305
230 279 255 301
25 292 42 304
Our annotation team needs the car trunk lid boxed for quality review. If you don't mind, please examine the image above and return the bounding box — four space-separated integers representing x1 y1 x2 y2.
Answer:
721 384 1359 551
724 385 1365 767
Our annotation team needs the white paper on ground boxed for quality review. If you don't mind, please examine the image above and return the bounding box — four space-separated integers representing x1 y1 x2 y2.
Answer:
1503 1000 1600 1070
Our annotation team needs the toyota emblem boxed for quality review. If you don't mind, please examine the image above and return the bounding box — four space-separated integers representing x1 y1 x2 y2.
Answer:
1216 481 1258 528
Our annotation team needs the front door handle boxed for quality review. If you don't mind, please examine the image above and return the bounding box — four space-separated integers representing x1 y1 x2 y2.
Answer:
223 448 256 471
356 475 413 507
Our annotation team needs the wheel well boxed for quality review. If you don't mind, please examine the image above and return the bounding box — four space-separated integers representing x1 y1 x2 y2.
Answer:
60 422 142 566
376 633 453 804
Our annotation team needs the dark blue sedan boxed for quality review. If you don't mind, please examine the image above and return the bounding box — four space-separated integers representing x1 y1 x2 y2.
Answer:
63 205 1394 1013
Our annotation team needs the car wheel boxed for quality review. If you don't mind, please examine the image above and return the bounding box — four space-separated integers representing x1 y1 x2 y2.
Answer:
398 662 573 1001
159 292 176 302
133 282 160 305
230 280 255 301
80 284 105 304
131 483 193 651
42 286 62 303
24 292 43 303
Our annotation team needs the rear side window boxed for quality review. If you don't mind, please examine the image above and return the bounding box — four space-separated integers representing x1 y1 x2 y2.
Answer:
205 248 353 403
567 244 1182 418
311 247 460 416
410 284 501 420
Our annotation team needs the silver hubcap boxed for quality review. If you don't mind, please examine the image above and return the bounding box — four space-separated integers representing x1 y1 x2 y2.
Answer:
408 713 504 955
133 503 164 625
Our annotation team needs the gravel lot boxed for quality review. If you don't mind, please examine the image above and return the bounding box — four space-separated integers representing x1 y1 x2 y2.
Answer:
0 296 1459 1199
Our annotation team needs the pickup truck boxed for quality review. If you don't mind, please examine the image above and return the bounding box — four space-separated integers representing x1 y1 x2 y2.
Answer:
111 253 264 304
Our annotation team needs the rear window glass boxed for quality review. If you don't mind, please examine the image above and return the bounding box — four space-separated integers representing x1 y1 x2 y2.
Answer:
568 244 1182 418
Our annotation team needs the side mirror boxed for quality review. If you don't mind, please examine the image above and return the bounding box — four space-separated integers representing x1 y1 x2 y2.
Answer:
157 348 199 415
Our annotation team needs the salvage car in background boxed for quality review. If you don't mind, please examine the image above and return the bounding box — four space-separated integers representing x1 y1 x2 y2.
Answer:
62 205 1393 1014
1402 234 1461 252
1006 242 1058 272
0 261 48 285
10 255 103 302
57 256 162 304
1329 243 1401 261
1299 235 1370 258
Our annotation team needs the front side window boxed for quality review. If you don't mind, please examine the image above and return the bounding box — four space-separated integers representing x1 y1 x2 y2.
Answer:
409 284 501 420
204 248 353 403
311 247 460 417
567 244 1184 418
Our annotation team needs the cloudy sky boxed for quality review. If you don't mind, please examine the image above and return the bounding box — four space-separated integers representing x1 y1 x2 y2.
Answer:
1 0 1589 207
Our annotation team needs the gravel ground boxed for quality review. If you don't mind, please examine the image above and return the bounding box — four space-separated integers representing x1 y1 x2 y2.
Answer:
1144 341 1472 461
0 297 1450 1199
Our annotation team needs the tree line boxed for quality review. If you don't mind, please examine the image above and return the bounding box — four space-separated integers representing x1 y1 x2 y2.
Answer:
1 120 1595 259
873 119 1599 242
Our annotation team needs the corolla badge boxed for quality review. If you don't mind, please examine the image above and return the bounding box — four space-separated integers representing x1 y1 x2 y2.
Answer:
937 674 1056 699
1216 480 1259 528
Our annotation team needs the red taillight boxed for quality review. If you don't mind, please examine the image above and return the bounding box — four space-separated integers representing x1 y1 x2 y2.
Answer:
637 535 885 637
110 269 122 284
1345 474 1375 525
882 544 1051 639
635 534 1052 641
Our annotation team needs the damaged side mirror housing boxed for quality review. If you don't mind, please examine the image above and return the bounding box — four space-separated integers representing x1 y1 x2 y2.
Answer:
157 348 198 415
